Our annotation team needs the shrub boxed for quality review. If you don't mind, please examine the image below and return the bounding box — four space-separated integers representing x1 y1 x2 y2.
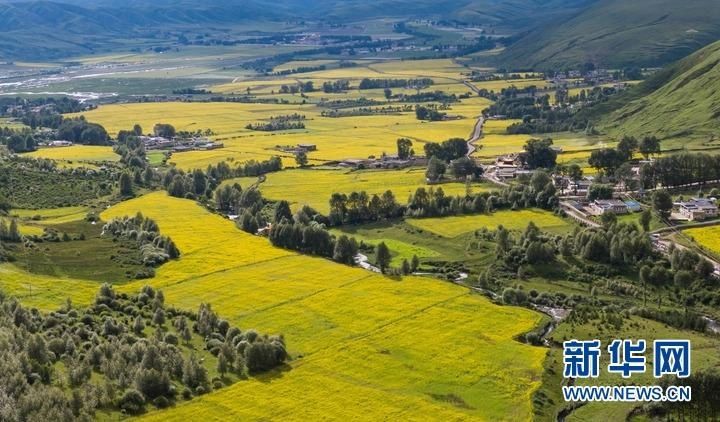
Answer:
118 389 145 414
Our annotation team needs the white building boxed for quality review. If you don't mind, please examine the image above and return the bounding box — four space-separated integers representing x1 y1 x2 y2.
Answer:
676 198 718 221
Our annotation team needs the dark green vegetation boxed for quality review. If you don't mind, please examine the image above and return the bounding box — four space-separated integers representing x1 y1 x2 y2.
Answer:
498 0 720 69
0 284 286 419
0 157 115 209
11 219 151 282
102 213 180 271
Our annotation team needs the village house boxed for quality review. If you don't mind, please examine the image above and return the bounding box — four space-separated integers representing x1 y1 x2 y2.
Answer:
494 153 524 179
297 143 317 151
590 199 629 215
675 198 719 221
47 140 73 147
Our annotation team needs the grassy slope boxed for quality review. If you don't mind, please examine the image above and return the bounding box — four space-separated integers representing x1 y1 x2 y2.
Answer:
600 40 720 144
498 0 720 69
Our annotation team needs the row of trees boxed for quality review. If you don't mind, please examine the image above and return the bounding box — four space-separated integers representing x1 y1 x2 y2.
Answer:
642 152 720 189
324 172 558 228
358 78 432 90
163 157 282 200
425 156 483 182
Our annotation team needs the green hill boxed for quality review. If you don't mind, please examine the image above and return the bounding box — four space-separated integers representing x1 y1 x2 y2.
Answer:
597 40 720 146
497 0 720 70
0 0 593 60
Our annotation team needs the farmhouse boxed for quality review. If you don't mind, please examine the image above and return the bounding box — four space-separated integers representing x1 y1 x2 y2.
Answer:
676 198 719 221
298 143 317 151
47 140 73 147
590 199 629 215
494 153 525 179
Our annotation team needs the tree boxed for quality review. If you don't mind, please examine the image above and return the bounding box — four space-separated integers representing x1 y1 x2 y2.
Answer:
396 138 413 159
530 170 552 193
217 353 228 378
523 138 557 169
617 135 638 160
588 148 624 173
376 242 391 274
6 219 20 242
119 173 134 196
639 209 652 232
273 201 293 224
133 316 145 335
384 88 392 99
118 389 145 414
652 190 673 219
639 136 661 159
295 151 308 167
639 265 650 306
450 157 480 180
153 123 176 138
587 184 614 200
425 156 446 182
133 124 143 136
410 254 419 272
401 259 411 275
333 235 358 265
152 308 165 327
568 164 583 182
674 270 694 290
495 225 511 256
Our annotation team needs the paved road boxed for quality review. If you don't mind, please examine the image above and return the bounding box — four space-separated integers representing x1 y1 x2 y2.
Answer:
559 201 601 228
482 166 510 188
466 116 484 158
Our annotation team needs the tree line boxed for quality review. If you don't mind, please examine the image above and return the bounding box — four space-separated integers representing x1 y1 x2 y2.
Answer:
358 78 433 90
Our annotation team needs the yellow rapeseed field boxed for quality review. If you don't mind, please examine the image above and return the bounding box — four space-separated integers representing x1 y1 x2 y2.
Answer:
226 167 495 213
25 145 119 165
408 209 572 237
73 97 486 171
685 226 720 256
94 192 547 420
0 191 547 419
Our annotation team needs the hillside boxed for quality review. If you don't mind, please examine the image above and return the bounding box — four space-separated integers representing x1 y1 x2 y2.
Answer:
0 0 593 60
497 0 720 69
599 40 720 143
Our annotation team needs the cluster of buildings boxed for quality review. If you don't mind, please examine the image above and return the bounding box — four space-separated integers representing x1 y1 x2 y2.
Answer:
279 143 317 154
138 136 223 153
336 155 428 170
674 198 719 221
589 199 641 215
570 196 719 222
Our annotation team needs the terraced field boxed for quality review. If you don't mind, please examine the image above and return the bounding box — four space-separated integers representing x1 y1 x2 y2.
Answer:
407 209 571 237
227 167 495 213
